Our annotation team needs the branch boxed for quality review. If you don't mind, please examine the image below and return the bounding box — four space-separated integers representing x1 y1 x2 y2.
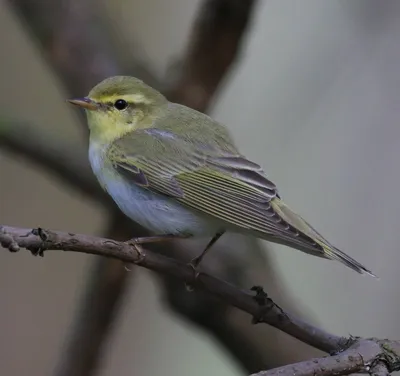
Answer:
0 226 353 353
168 0 257 111
1 225 400 376
251 339 399 376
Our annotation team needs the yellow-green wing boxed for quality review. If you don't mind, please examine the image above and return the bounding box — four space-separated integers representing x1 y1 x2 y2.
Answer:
107 126 376 276
107 126 323 251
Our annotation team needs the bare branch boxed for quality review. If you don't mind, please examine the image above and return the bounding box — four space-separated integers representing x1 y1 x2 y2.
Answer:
1 225 400 376
0 225 349 353
250 340 397 376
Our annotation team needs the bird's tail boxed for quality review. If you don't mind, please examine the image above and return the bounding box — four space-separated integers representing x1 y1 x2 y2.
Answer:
270 199 377 278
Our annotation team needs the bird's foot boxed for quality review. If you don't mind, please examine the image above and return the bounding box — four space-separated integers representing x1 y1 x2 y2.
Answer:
250 285 288 324
251 285 269 306
30 227 49 257
123 242 146 272
126 241 146 264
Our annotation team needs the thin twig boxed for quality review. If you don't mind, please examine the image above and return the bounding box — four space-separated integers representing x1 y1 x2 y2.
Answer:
250 340 393 376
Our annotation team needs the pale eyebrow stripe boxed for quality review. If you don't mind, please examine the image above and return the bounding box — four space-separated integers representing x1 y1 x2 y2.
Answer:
103 94 152 104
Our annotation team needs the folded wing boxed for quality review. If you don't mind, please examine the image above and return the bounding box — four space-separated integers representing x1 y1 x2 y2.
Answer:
107 127 325 253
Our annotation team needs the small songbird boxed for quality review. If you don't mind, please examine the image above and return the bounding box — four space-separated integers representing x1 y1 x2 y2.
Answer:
68 76 375 277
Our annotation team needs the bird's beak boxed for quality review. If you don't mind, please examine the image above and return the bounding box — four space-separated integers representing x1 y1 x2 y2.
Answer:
67 97 98 111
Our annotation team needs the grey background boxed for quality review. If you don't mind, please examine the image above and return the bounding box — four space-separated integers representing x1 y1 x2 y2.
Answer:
1 1 399 375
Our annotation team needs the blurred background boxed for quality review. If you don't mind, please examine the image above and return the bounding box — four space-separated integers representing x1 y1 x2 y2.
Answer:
1 0 399 375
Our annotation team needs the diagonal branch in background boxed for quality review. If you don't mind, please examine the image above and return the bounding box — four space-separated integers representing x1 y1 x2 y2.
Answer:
1 225 400 376
167 0 257 111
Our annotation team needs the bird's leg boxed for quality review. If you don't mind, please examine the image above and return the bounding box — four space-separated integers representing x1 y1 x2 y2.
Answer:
184 231 225 292
188 230 225 272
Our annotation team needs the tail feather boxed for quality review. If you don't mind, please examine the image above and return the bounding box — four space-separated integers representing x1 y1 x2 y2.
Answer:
271 198 377 278
317 241 377 278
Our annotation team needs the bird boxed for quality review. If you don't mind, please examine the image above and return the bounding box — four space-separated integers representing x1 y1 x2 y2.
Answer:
68 75 376 277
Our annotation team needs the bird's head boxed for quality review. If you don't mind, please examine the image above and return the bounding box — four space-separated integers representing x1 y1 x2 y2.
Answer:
68 76 167 144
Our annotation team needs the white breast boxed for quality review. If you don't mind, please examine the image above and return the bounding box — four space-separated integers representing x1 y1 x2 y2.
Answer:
88 143 219 237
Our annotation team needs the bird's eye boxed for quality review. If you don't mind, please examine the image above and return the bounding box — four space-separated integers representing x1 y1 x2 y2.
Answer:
114 99 128 110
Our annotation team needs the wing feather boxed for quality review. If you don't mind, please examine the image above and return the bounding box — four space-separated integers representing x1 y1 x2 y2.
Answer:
108 126 322 254
104 106 374 276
